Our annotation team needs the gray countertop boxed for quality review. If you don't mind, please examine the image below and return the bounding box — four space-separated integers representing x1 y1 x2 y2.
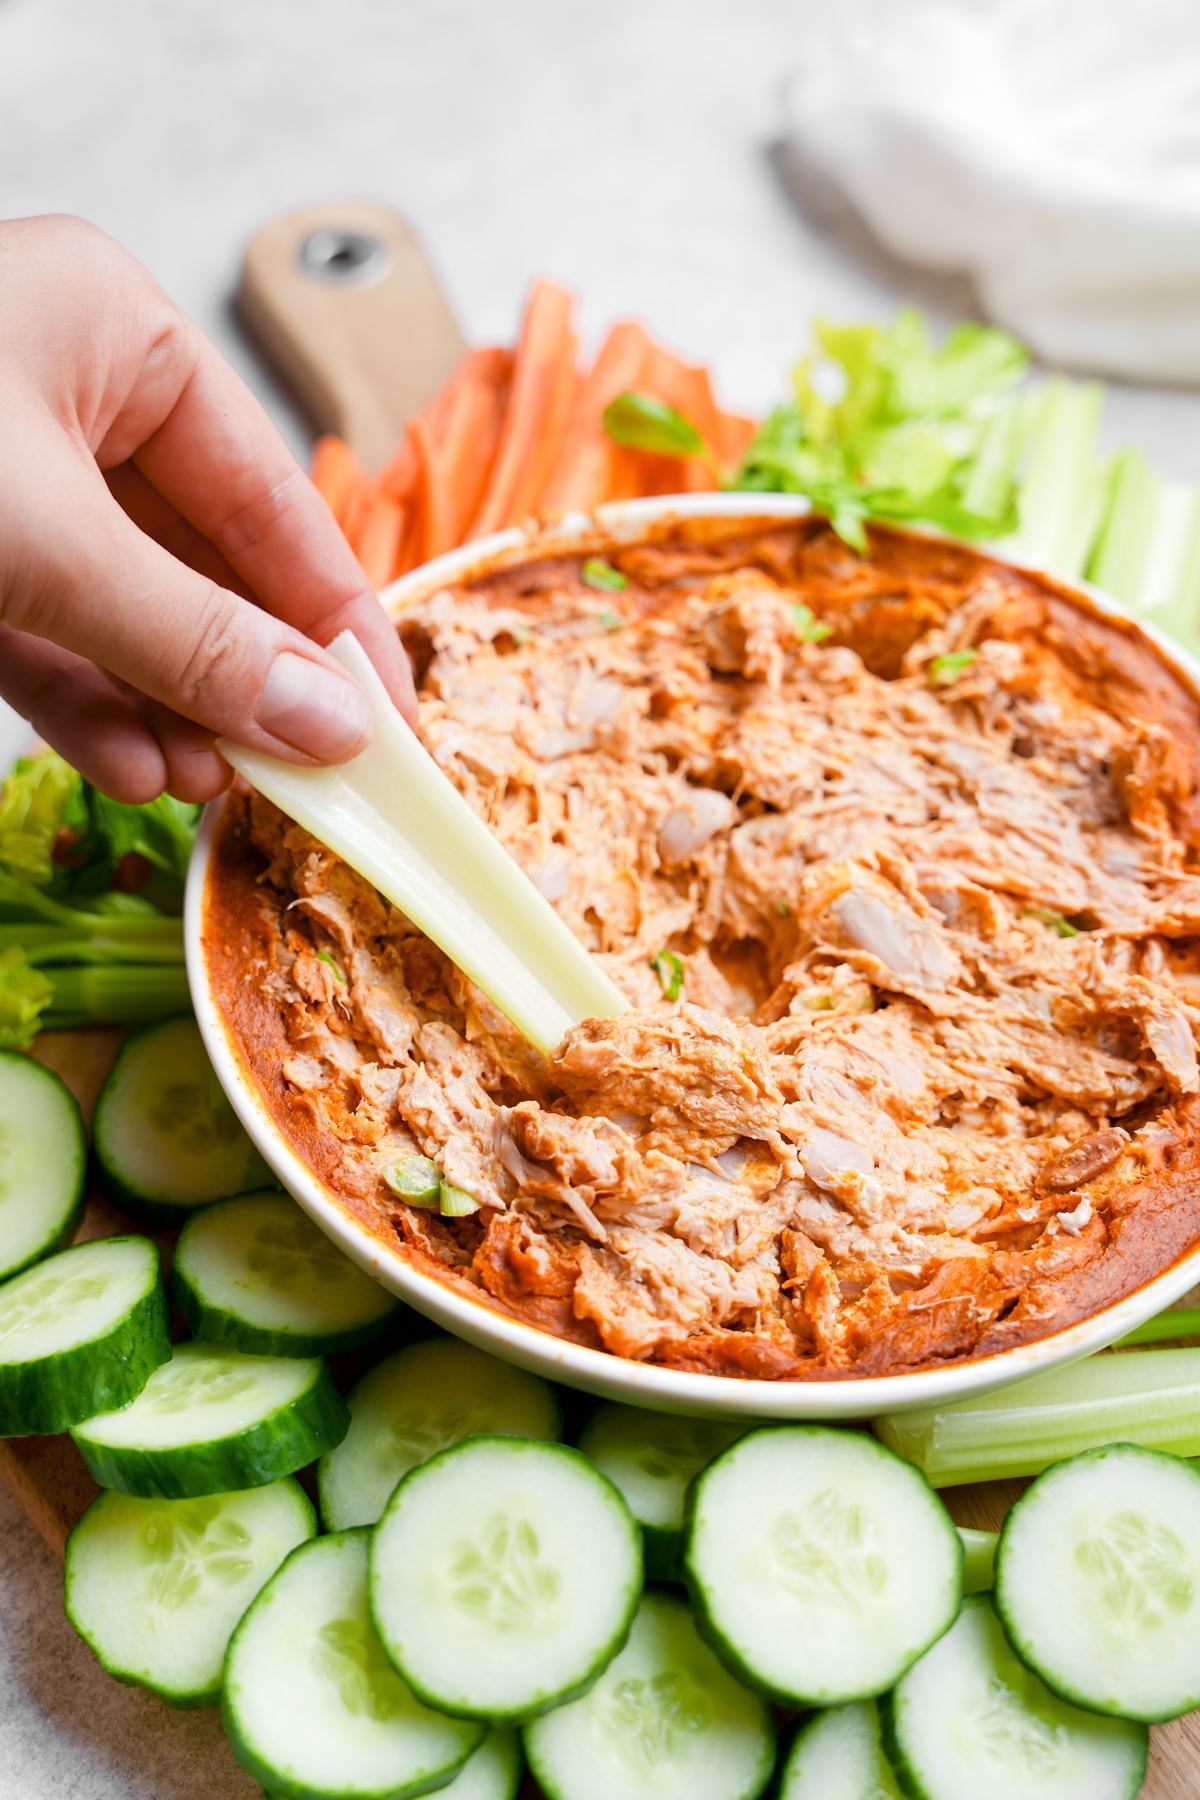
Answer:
2 1 1199 1793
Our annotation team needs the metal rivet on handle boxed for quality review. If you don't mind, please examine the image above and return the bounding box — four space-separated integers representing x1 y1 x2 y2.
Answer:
298 228 393 288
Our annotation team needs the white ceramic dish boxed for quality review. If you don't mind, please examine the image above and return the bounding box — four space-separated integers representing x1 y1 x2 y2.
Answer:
185 493 1200 1419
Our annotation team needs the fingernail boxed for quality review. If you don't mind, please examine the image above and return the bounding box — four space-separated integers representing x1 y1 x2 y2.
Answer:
256 653 373 760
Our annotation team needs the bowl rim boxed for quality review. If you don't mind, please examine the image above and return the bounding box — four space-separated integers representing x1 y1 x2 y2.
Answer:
185 492 1200 1418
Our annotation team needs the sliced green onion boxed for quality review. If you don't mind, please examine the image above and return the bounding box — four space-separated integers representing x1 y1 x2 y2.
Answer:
928 648 979 688
791 602 831 644
1022 907 1079 939
1118 1308 1200 1347
602 391 707 459
650 950 684 1002
385 1154 442 1207
439 1181 481 1218
596 607 624 633
958 1527 997 1595
581 557 628 593
316 949 347 984
874 1348 1200 1486
774 899 792 918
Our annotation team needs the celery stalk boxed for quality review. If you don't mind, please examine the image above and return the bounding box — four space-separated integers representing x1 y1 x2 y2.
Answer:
1118 1308 1200 1346
997 378 1108 577
1139 480 1200 646
1086 450 1200 646
874 1348 1200 1486
222 634 629 1057
0 917 183 964
959 391 1031 525
958 1527 997 1594
1087 445 1160 607
43 963 191 1030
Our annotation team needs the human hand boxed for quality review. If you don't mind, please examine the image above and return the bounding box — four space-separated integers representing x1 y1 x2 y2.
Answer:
0 214 416 803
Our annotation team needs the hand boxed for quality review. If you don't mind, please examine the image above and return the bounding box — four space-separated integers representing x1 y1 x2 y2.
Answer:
0 214 417 803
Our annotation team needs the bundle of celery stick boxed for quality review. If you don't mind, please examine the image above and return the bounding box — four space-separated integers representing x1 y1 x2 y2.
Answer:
732 310 1200 647
0 753 193 1050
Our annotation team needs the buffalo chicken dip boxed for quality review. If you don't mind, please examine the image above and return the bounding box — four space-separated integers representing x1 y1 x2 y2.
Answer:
205 518 1200 1379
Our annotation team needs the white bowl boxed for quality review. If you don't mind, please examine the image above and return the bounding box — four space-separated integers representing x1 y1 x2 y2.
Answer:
185 494 1200 1419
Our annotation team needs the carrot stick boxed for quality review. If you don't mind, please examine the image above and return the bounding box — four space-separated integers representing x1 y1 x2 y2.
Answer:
351 494 406 589
468 280 577 537
719 410 758 468
377 434 419 501
310 435 365 526
418 347 513 557
536 320 653 514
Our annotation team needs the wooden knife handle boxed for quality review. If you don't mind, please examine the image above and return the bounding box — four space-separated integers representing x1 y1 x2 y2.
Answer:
238 202 466 471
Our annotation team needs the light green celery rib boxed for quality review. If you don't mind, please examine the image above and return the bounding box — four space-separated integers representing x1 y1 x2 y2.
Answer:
998 377 1107 578
220 633 628 1057
959 390 1033 524
958 1527 997 1594
873 1347 1200 1487
1118 1307 1200 1346
1086 450 1200 646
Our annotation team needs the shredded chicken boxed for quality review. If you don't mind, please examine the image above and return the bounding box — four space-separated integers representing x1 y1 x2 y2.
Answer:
207 519 1200 1377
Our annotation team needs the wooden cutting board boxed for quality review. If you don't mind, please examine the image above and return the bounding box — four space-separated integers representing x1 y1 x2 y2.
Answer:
2 206 1196 1797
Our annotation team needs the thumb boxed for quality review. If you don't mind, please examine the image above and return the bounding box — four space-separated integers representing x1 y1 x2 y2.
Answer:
10 464 377 764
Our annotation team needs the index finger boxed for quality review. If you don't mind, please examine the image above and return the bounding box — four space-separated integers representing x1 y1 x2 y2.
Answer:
126 322 416 722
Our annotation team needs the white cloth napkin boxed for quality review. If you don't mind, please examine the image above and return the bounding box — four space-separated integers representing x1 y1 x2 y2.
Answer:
781 0 1200 383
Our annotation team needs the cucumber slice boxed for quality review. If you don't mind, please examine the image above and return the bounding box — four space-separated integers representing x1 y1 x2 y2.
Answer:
684 1427 961 1706
370 1435 642 1722
779 1702 903 1800
224 1528 484 1799
0 1052 86 1280
264 1730 521 1800
318 1338 561 1531
995 1442 1200 1722
64 1477 315 1705
882 1596 1148 1800
577 1403 745 1580
0 1235 169 1436
72 1340 348 1497
524 1590 775 1800
171 1190 401 1357
93 1015 270 1224
437 1730 522 1800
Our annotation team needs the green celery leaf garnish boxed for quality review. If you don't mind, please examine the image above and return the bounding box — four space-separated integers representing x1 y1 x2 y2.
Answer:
0 751 85 886
0 947 54 1049
603 391 707 459
734 309 1027 550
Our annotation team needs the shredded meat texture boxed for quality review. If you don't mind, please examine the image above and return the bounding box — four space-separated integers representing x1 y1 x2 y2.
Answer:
205 519 1200 1379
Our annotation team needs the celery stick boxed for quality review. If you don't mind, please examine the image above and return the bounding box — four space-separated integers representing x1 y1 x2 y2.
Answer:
958 1527 997 1594
999 378 1107 578
44 964 191 1030
1118 1307 1200 1346
959 392 1030 524
222 634 628 1057
1141 481 1200 647
874 1348 1200 1486
1087 445 1161 608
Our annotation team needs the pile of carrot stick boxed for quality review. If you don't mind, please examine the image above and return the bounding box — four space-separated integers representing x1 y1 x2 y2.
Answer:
309 279 757 589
